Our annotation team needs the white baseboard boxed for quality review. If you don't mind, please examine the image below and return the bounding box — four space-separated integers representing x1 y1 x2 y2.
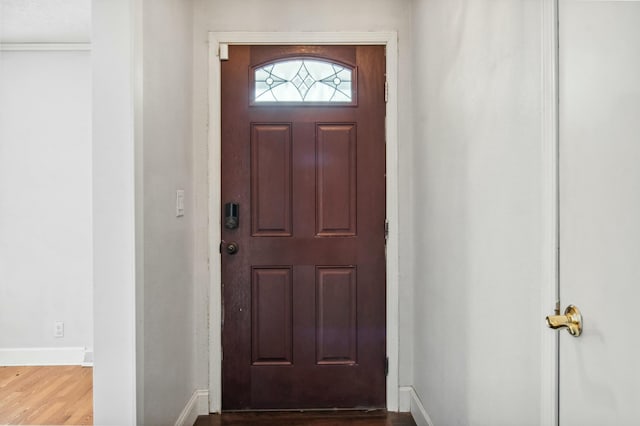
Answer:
399 386 412 412
175 389 209 426
81 349 94 367
408 386 435 426
0 347 87 366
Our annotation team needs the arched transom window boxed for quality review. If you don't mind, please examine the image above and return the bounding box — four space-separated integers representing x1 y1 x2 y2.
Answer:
253 58 355 104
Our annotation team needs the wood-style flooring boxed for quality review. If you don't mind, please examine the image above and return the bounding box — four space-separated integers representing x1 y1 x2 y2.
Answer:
194 411 417 426
0 366 93 425
0 366 414 426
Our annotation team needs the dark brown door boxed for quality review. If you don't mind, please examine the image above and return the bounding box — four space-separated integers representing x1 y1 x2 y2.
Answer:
221 45 386 410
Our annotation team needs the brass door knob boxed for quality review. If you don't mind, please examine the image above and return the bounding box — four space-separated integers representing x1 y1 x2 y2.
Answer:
546 305 582 337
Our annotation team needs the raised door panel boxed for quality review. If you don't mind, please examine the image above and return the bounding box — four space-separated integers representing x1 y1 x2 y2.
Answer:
251 267 293 365
316 124 357 237
316 266 357 365
251 124 293 237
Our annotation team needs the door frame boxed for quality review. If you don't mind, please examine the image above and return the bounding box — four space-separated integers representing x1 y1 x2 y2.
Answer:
541 0 560 425
207 31 399 413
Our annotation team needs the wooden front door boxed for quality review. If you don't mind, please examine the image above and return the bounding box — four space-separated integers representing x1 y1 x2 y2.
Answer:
221 45 386 410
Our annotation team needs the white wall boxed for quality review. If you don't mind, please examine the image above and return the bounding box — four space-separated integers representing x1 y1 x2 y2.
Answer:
192 0 416 397
411 1 545 424
0 0 92 365
140 0 198 424
0 0 90 43
93 0 199 423
0 50 92 356
92 0 137 423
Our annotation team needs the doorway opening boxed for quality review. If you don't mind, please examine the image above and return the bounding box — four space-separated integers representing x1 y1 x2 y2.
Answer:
207 32 400 413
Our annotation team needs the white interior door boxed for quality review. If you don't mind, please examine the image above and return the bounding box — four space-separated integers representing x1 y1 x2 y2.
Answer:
559 1 640 424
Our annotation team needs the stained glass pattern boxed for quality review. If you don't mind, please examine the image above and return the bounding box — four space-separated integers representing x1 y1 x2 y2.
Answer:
254 59 353 103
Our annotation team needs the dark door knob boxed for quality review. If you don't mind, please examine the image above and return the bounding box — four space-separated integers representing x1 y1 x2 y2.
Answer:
226 242 239 255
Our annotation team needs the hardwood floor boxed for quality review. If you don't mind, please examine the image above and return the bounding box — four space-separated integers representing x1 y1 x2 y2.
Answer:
194 410 417 426
0 366 93 425
0 366 413 426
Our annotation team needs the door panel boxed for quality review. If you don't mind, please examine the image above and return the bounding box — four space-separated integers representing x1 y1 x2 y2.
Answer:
221 45 386 410
250 124 293 236
316 124 357 236
559 1 640 424
251 267 293 365
316 266 358 365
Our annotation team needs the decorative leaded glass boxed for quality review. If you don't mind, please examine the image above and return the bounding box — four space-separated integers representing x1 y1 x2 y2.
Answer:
254 59 353 103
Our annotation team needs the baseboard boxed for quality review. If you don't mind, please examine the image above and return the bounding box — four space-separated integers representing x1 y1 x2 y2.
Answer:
408 386 435 426
399 386 412 412
81 349 94 367
0 347 87 366
175 389 209 426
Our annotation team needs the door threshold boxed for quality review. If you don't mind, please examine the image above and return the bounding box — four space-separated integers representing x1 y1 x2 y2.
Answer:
222 407 387 413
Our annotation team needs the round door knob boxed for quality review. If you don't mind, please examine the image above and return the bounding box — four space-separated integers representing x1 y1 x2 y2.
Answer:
226 242 239 255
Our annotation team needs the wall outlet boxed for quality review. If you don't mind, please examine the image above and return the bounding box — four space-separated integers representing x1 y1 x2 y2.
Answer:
54 321 64 338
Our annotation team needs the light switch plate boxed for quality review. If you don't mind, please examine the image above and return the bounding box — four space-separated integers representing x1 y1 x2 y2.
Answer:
176 190 185 217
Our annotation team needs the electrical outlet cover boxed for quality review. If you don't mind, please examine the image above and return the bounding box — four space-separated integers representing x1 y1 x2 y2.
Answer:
54 321 64 338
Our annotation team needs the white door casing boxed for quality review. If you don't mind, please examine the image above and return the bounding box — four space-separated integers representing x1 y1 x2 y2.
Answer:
207 32 399 413
542 1 562 424
558 1 640 424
